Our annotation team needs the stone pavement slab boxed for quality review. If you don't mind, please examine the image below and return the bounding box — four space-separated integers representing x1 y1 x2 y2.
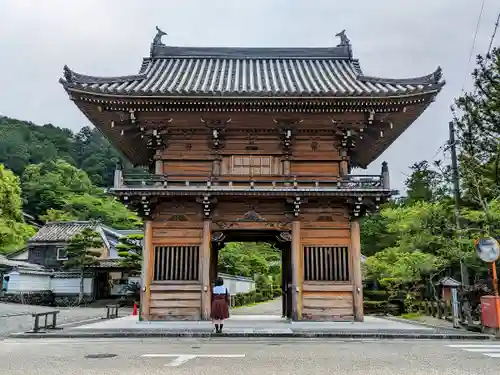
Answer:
7 314 495 340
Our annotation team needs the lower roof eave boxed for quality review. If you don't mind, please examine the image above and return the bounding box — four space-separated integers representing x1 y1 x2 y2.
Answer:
110 188 398 197
65 85 442 102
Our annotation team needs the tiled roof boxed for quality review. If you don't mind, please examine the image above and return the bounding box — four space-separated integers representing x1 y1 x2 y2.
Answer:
28 221 97 243
0 255 46 271
60 34 444 98
97 259 125 268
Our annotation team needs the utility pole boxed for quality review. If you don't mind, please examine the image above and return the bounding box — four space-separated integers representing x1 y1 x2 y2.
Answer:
449 121 469 286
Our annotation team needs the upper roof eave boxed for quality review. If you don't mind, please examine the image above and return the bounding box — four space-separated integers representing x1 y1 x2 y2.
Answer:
61 81 444 101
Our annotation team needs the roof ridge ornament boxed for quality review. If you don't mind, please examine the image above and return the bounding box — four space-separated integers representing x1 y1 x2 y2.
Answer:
335 29 352 58
335 29 350 47
153 26 167 46
150 26 167 57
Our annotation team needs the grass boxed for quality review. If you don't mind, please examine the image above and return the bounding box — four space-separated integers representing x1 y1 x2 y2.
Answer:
399 312 423 320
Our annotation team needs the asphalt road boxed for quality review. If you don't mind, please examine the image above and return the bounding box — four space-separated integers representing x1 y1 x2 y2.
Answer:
1 337 499 374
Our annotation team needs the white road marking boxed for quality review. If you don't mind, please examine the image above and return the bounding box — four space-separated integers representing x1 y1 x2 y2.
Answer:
141 354 246 367
447 343 500 359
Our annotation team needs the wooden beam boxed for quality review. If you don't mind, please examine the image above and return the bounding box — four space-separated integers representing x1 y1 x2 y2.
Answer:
142 220 153 320
350 219 364 321
200 219 212 320
291 220 303 320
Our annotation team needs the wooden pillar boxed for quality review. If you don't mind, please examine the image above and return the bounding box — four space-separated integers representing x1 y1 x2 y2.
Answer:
350 219 364 321
340 149 348 176
201 219 212 320
291 220 303 320
141 220 153 320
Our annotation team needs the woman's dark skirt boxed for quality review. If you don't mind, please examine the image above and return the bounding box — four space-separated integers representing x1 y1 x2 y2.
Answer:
211 294 229 320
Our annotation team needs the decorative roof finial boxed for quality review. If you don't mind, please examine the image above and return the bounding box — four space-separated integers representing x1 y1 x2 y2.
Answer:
335 29 350 47
153 26 167 46
63 65 74 83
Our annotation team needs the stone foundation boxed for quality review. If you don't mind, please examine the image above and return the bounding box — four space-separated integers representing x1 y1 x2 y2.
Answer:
0 292 94 306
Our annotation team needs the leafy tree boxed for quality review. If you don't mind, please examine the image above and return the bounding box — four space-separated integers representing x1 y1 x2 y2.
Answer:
64 228 103 304
21 159 141 229
218 242 280 279
116 234 144 271
21 159 94 217
452 48 500 204
404 160 450 203
0 164 36 253
0 117 121 187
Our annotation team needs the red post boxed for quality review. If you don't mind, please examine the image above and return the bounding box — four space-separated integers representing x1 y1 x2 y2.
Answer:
491 262 500 329
132 302 138 316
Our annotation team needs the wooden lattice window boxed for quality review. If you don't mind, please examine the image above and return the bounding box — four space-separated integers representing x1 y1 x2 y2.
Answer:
153 246 200 281
231 156 273 176
303 246 350 281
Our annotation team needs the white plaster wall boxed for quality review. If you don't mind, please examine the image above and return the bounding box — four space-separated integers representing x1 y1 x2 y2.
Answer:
5 272 51 293
220 274 255 294
9 250 29 260
50 278 93 295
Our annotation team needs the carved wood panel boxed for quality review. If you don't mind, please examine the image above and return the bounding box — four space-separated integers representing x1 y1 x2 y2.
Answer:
154 246 200 281
303 246 350 281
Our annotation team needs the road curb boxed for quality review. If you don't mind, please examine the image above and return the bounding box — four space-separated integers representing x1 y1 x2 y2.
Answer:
7 330 496 340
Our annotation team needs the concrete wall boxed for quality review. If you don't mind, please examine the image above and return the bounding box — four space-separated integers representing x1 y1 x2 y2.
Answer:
5 271 94 295
219 273 255 294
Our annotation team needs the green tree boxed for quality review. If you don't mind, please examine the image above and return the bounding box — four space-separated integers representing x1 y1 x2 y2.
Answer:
21 159 141 229
453 48 500 204
64 228 103 304
404 160 449 204
21 159 94 218
0 164 36 253
116 234 144 271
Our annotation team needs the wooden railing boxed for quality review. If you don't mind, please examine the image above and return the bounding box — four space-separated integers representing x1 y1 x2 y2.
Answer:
113 170 389 191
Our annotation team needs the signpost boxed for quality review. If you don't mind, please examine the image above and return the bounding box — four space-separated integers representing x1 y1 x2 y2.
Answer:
475 237 500 330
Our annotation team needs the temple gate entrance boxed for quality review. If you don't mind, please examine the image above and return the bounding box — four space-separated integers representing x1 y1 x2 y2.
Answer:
210 229 293 319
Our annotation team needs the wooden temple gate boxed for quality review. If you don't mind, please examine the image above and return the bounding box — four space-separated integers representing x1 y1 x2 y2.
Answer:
60 27 444 321
139 198 363 321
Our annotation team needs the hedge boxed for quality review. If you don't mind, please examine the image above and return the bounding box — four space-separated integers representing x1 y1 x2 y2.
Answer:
233 288 281 307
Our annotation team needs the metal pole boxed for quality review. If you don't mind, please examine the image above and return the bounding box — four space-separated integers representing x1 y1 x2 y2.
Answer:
449 121 468 286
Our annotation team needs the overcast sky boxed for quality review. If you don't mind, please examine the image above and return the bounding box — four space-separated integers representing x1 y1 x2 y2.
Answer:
1 0 499 193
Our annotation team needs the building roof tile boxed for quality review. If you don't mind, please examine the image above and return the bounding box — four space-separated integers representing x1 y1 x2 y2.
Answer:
28 221 98 243
60 29 444 98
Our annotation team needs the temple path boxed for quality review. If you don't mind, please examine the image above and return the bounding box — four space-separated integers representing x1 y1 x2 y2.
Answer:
230 298 282 316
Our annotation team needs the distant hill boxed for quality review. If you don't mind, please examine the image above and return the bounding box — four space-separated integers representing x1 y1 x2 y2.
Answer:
0 116 121 187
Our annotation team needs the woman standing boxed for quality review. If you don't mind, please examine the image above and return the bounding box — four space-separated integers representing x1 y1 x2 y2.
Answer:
211 277 230 333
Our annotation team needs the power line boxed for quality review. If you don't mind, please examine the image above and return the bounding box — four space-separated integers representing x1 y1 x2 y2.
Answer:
461 0 486 92
487 12 500 56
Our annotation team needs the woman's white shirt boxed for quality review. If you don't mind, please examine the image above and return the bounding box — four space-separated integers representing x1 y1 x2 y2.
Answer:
213 285 227 294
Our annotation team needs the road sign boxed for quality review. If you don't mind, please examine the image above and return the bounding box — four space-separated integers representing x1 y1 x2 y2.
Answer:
475 237 500 263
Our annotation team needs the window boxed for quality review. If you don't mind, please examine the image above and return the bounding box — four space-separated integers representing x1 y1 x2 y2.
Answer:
56 247 68 261
231 156 273 176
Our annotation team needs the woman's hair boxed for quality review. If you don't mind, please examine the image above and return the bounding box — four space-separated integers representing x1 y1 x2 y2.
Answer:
215 277 224 286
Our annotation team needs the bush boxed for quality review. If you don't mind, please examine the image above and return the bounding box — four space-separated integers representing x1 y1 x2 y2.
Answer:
364 290 389 301
363 300 400 315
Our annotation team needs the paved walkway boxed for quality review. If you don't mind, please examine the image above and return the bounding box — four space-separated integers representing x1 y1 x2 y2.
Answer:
231 298 282 316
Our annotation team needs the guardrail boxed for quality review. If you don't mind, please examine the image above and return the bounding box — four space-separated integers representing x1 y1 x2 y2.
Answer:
30 311 59 333
114 171 388 190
